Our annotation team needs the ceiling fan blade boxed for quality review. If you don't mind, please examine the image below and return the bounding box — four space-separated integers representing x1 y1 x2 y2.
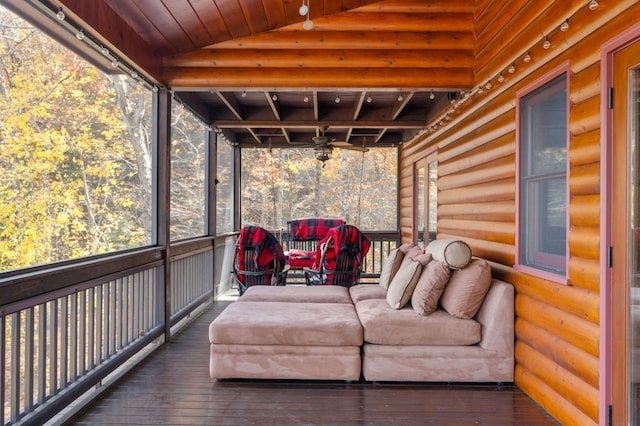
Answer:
329 141 369 152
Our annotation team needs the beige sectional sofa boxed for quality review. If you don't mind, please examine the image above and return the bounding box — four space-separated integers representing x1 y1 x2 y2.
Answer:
209 240 514 383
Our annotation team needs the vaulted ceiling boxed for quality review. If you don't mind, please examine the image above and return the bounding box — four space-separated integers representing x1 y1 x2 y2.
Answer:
46 0 477 148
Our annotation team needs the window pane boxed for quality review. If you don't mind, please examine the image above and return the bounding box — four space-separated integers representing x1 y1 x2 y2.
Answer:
170 103 207 241
216 138 234 234
241 147 397 231
416 164 426 243
0 7 153 271
519 74 567 275
427 160 438 243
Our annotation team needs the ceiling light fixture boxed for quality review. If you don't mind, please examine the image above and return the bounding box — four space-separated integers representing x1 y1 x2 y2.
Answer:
303 94 309 102
543 36 551 49
589 0 599 11
560 19 570 32
272 93 278 101
397 94 404 102
299 0 309 16
508 63 516 73
429 90 435 100
56 7 65 20
241 90 247 98
315 147 332 167
75 29 84 41
523 51 532 63
366 95 372 103
335 96 341 104
498 72 505 83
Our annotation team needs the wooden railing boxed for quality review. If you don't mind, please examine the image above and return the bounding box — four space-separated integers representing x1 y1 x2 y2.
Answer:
0 230 397 425
0 237 226 425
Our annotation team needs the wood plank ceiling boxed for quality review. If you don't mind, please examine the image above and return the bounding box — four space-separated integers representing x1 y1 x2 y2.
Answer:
59 0 476 148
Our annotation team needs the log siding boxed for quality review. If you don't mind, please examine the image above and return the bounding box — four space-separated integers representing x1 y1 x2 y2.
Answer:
400 1 640 424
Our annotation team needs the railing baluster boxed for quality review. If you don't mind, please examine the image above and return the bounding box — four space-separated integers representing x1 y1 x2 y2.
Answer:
87 287 95 371
24 308 34 412
10 313 19 422
1 314 6 424
38 304 47 405
60 297 68 388
69 293 78 382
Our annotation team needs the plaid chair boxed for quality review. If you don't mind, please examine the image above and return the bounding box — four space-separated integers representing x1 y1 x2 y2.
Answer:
233 226 289 295
286 217 345 269
304 224 371 288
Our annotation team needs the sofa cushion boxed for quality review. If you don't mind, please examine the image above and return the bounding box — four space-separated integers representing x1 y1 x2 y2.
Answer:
210 301 363 346
386 259 422 309
411 260 451 316
425 239 472 269
355 298 481 345
379 247 405 290
350 284 387 303
239 285 352 303
440 258 492 319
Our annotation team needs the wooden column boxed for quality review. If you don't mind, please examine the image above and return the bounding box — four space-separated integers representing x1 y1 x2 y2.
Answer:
156 88 172 341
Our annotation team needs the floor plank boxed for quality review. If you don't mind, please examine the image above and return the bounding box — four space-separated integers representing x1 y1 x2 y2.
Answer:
68 301 559 425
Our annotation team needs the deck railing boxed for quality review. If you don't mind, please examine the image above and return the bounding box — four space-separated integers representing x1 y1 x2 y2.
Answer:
0 236 229 426
0 230 397 425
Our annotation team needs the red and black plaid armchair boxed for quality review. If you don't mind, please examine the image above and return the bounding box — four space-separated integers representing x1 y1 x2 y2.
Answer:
233 226 289 295
304 224 371 288
286 217 345 269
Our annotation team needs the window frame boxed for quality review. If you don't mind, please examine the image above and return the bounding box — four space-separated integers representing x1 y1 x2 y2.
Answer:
413 150 438 247
515 63 570 284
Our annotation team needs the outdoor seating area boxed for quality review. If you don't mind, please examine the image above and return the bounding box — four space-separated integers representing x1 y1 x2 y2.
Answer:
210 239 514 384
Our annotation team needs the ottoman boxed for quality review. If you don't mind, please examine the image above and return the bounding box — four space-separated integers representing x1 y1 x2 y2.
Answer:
209 301 363 380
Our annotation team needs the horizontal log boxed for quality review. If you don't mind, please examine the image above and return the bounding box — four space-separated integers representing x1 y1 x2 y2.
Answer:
571 62 600 105
513 271 599 324
569 194 600 227
434 94 516 157
475 0 541 56
515 341 599 422
515 318 599 388
163 67 474 89
569 95 600 135
569 162 600 196
438 177 514 205
358 0 474 14
568 256 600 292
286 12 474 32
164 49 473 69
516 293 599 357
568 226 600 260
515 365 597 426
437 200 514 221
437 219 514 244
438 154 515 190
438 132 514 177
210 30 475 50
569 129 600 167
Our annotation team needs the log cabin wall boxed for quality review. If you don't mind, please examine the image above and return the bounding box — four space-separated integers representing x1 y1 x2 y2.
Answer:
400 1 639 425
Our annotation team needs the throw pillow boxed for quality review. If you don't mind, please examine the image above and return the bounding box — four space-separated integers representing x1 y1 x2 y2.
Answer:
411 260 451 316
386 259 422 309
439 258 492 319
425 239 472 269
379 247 405 290
399 245 425 270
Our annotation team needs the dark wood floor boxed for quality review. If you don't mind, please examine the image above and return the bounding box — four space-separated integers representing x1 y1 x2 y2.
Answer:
68 300 559 426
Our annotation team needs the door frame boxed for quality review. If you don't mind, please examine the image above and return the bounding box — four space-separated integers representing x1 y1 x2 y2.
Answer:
601 23 640 426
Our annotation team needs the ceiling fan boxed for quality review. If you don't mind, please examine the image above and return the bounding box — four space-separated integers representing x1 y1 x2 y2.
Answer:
309 128 369 167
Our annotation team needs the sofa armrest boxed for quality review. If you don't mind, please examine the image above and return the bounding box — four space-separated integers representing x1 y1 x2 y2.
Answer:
475 279 514 356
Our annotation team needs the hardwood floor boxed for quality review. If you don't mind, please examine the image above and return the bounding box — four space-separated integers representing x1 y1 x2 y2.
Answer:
68 300 559 425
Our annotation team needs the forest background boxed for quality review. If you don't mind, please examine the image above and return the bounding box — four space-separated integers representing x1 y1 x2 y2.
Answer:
0 6 398 273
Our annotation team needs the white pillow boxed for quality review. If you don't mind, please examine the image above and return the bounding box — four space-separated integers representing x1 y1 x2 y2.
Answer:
386 259 422 309
425 239 472 269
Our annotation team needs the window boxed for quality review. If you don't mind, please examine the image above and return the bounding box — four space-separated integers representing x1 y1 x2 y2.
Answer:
517 72 568 278
216 136 234 234
414 152 437 246
0 7 154 271
170 102 207 241
240 147 397 231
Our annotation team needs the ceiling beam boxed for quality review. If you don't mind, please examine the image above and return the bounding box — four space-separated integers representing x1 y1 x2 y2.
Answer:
164 67 473 89
163 49 473 69
213 120 426 129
